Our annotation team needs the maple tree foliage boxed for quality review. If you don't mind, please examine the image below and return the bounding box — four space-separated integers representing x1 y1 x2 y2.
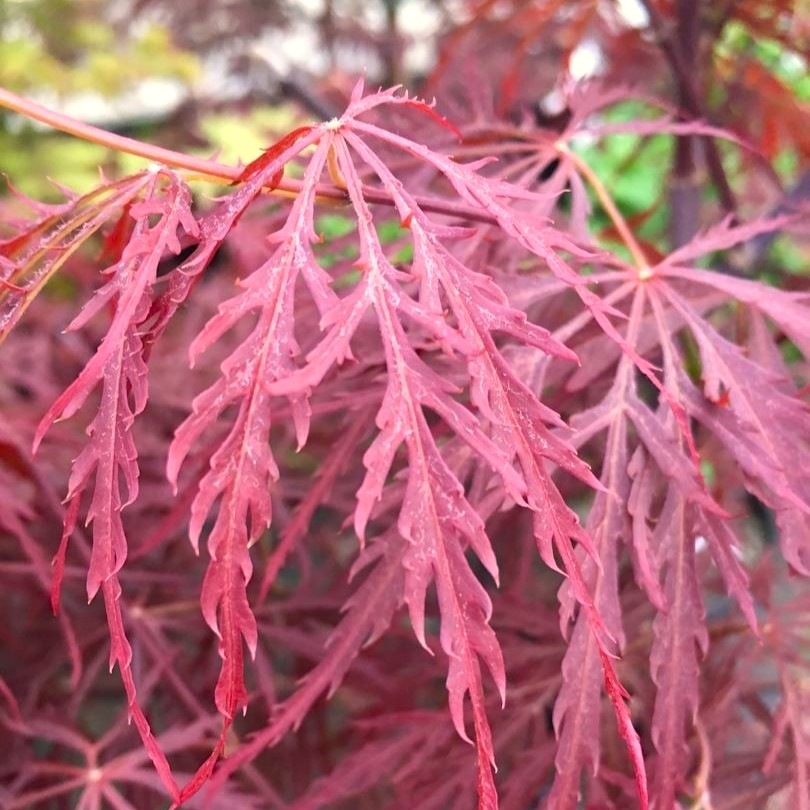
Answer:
0 2 808 809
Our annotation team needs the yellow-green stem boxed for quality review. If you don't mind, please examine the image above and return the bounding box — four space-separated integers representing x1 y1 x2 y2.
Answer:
556 141 652 276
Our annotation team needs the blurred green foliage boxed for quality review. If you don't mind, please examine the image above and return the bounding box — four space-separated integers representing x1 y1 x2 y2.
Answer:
0 0 199 195
571 101 672 265
717 20 809 101
0 1 313 200
0 0 197 94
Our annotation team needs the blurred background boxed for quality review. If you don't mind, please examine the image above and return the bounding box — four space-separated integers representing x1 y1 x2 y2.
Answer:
0 0 449 192
0 0 806 265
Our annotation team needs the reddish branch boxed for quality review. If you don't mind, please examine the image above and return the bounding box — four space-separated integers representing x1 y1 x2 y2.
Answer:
0 86 496 226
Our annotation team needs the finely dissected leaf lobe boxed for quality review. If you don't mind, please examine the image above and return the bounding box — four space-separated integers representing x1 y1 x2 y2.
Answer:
0 14 807 808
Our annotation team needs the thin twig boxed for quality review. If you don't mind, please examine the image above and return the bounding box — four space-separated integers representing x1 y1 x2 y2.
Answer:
0 85 498 225
557 141 651 275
